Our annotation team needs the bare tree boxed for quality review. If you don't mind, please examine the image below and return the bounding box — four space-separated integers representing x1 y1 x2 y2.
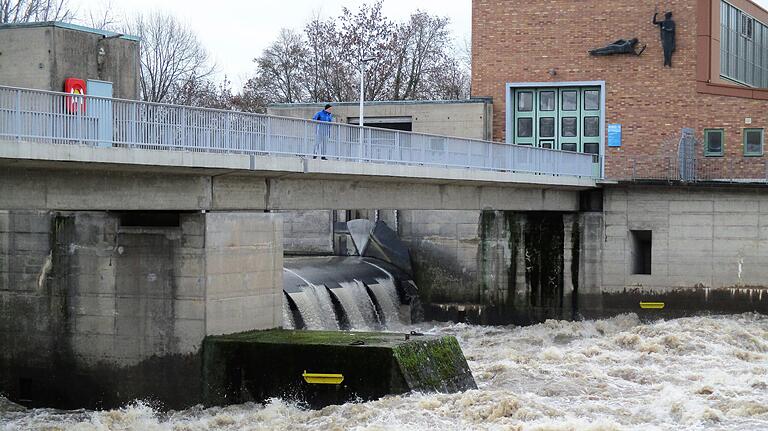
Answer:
245 28 307 105
83 0 119 31
391 12 452 100
338 1 397 101
0 0 74 23
240 2 469 111
125 12 215 103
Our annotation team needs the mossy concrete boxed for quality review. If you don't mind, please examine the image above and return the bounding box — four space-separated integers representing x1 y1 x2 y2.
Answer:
202 329 476 408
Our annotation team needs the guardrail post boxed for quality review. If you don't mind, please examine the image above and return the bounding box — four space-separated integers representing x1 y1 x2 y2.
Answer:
14 89 21 140
266 117 272 152
303 121 308 155
395 131 400 162
180 107 187 148
77 97 83 145
224 111 231 153
465 139 471 168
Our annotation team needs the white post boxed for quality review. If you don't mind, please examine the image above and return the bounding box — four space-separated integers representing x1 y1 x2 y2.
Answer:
359 61 365 160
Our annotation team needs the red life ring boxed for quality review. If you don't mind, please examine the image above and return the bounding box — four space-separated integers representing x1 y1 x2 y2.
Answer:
64 77 86 113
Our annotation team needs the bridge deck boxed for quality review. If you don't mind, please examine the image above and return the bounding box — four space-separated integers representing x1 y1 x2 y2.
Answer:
0 85 599 184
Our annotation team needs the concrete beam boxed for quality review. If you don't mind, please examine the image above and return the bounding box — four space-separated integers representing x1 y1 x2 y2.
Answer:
0 140 588 211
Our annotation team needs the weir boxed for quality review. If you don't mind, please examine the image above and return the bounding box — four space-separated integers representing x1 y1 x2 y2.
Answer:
283 256 415 331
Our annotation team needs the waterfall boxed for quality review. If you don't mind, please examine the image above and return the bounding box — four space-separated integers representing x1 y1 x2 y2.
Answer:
367 279 404 331
282 295 295 329
283 256 414 331
284 269 339 330
329 281 380 331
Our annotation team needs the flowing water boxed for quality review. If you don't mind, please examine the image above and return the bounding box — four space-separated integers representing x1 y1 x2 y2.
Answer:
2 313 768 430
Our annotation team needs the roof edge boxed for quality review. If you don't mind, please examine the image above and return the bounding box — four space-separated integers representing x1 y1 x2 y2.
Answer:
0 21 140 42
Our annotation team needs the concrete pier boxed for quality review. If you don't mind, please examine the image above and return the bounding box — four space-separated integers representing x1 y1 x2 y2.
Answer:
0 210 282 408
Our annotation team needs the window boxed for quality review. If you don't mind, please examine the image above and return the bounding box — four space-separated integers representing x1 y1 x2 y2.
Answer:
539 117 555 137
583 116 600 137
630 230 652 275
744 128 764 156
584 143 600 154
584 90 600 110
518 92 533 111
561 117 577 137
720 1 767 87
704 129 725 156
539 91 555 111
517 118 533 137
508 86 602 155
742 14 754 39
561 91 577 111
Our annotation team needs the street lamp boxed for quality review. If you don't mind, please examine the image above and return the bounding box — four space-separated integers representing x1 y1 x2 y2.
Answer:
359 56 375 160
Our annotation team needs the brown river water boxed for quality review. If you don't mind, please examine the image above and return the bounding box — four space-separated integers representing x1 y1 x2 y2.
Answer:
1 313 767 430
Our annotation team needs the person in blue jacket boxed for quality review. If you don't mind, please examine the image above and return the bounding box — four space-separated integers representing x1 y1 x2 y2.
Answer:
312 104 333 159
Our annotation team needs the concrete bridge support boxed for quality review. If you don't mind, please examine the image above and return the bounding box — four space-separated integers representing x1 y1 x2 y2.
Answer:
0 209 282 409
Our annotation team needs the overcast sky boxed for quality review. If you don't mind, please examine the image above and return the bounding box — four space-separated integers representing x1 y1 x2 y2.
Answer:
73 0 471 88
71 0 768 88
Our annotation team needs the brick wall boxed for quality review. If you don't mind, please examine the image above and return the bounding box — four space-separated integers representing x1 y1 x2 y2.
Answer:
471 0 768 179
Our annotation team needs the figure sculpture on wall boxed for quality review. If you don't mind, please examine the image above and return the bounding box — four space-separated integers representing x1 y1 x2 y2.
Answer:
589 38 647 56
653 11 676 67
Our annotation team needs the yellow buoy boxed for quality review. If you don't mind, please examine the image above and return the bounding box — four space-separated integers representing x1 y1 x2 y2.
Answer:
303 371 344 385
639 302 665 309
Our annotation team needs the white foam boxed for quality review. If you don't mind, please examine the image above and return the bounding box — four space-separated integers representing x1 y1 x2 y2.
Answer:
5 314 768 430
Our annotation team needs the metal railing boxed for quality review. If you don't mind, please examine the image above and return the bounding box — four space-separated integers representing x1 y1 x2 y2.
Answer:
606 155 768 183
0 85 598 178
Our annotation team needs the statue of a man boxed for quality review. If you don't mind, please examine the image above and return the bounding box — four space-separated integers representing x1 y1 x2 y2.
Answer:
653 11 676 67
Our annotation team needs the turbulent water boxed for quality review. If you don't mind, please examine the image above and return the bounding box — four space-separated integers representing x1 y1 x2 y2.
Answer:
2 313 768 430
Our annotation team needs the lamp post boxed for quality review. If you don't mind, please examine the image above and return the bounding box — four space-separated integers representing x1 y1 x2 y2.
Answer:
359 56 375 160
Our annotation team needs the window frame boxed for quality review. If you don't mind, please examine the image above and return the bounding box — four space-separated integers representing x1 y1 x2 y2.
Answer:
742 13 754 40
743 128 764 156
704 128 725 157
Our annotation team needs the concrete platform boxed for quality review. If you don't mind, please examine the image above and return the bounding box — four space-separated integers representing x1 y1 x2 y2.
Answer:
202 329 477 408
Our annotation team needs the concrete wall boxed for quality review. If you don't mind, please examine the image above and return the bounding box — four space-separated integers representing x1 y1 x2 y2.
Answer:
204 212 283 335
577 183 768 317
0 24 139 99
0 162 585 212
399 209 578 324
279 210 333 255
0 210 283 409
601 184 768 290
268 100 493 141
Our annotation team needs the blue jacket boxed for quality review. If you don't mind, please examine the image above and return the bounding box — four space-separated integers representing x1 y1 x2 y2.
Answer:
312 109 333 122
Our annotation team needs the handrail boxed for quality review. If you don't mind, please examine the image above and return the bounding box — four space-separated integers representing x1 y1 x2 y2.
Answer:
0 85 599 178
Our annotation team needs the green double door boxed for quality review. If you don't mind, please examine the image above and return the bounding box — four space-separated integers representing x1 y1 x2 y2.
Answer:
512 87 601 154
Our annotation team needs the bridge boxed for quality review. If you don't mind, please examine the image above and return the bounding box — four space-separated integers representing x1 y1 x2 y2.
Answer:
0 85 601 406
0 85 598 211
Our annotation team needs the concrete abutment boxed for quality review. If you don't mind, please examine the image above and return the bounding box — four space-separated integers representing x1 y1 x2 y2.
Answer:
0 209 282 409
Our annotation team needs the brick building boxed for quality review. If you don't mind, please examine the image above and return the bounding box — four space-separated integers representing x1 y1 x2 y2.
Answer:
472 0 768 181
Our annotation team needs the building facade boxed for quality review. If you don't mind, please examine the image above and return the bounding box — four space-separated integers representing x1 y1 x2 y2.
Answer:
268 99 493 141
472 0 768 181
0 22 139 99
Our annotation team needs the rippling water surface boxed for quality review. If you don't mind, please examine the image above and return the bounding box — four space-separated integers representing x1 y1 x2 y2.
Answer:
2 313 767 430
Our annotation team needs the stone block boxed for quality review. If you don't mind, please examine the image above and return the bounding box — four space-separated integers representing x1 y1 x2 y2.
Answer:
173 319 206 352
714 225 758 239
174 275 205 298
670 213 714 227
206 293 280 335
72 295 117 317
715 200 759 213
669 200 714 213
174 299 205 320
75 315 116 335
